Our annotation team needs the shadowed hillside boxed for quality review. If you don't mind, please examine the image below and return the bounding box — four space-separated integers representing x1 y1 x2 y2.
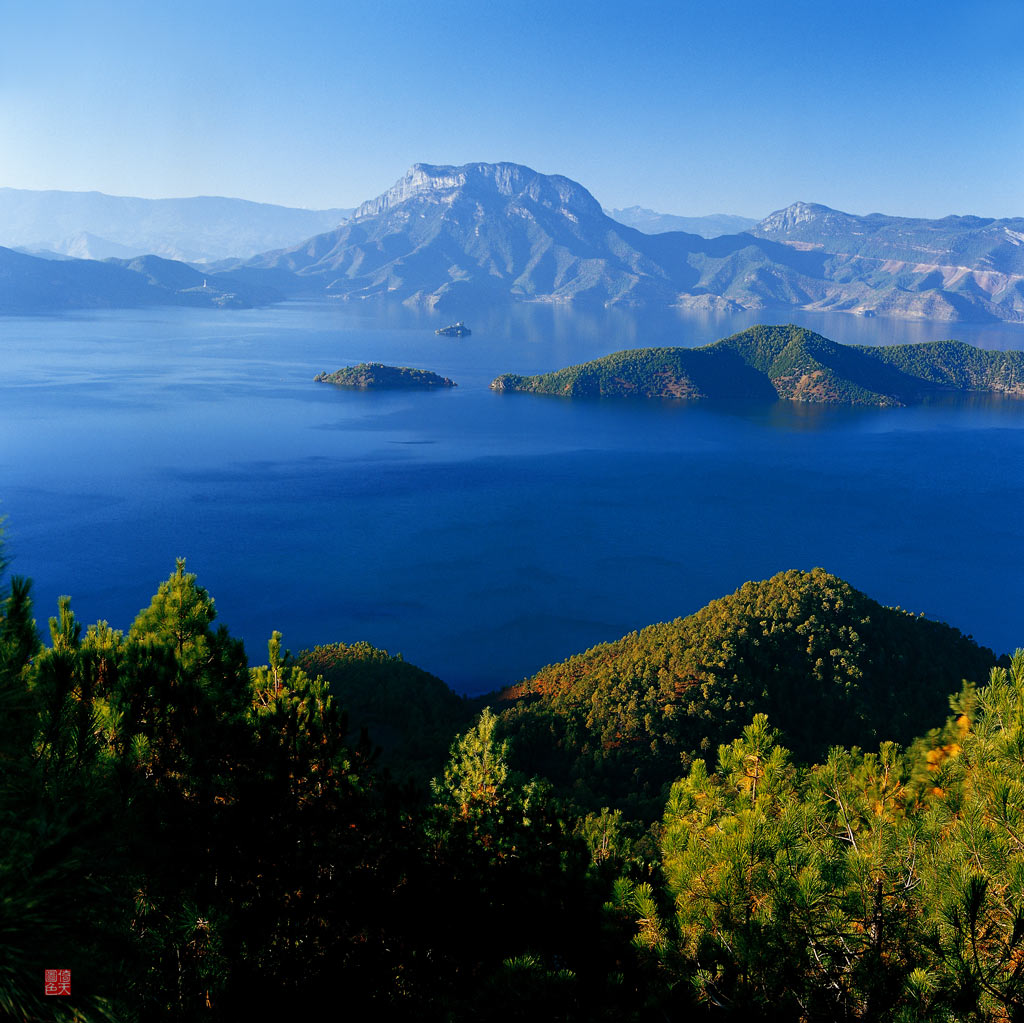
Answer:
297 641 473 782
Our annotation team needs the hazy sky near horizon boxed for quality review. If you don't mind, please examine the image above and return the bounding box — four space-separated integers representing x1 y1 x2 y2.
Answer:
1 0 1021 219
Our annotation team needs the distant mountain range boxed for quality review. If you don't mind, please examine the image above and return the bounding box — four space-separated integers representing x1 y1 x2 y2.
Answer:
2 164 1022 322
0 187 352 263
491 324 1024 406
0 246 282 312
605 206 758 237
751 201 1024 274
236 163 1024 321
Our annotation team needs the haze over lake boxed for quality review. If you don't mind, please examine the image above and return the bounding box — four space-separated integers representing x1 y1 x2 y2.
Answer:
3 301 1024 694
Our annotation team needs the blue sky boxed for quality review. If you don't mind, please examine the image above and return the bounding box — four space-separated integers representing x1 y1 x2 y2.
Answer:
1 0 1021 218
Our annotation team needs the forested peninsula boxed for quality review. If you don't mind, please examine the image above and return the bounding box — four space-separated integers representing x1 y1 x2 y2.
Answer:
491 323 1024 406
7 550 1024 1021
315 362 456 389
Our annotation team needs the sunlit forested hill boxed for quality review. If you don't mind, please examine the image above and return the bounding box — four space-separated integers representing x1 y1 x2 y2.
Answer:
493 567 996 818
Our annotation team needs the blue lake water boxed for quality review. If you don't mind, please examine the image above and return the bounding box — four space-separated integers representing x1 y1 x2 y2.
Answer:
2 300 1024 694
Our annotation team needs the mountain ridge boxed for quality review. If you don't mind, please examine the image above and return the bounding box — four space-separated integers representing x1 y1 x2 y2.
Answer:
0 245 282 312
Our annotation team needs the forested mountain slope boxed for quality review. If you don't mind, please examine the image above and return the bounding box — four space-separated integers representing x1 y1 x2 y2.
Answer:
491 323 1024 405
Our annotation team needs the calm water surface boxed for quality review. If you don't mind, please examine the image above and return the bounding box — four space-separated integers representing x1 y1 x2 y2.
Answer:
2 301 1024 693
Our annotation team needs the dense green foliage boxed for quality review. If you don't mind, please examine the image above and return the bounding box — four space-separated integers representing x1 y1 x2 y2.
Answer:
7 536 1024 1021
495 568 995 820
861 339 1024 395
634 717 928 1019
314 362 456 388
491 324 1024 406
617 654 1024 1021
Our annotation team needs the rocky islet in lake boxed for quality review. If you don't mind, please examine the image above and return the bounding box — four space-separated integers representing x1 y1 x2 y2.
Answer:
315 362 457 389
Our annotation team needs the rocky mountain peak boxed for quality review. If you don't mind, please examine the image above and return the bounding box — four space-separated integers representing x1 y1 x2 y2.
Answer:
754 201 842 235
352 161 604 221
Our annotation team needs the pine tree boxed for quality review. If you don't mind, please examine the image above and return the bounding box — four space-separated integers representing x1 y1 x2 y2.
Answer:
0 546 122 1022
108 560 253 1018
920 651 1024 1019
646 715 927 1019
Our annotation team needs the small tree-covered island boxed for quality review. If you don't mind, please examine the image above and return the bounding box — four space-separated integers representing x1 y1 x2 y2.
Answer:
315 362 456 389
7 542 1024 1021
491 324 1024 406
